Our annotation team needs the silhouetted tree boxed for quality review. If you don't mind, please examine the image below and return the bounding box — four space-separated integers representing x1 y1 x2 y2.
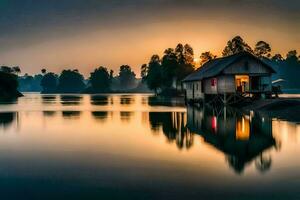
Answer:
41 69 47 74
146 43 195 92
161 44 194 88
0 66 21 74
89 66 111 92
271 54 283 62
118 65 136 89
161 48 179 88
200 51 217 66
222 36 253 56
184 44 194 65
286 50 298 60
177 44 195 85
12 66 21 74
57 69 85 93
41 72 58 93
0 70 22 99
0 66 13 73
145 55 162 94
175 44 185 64
254 41 271 58
276 50 300 89
109 70 114 80
140 63 148 81
19 73 43 92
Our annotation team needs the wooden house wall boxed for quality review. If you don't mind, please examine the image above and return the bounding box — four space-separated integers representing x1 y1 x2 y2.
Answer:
217 75 236 94
185 81 204 100
223 57 272 75
203 78 218 94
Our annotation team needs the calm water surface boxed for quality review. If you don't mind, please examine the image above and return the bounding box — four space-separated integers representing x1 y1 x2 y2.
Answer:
0 93 299 200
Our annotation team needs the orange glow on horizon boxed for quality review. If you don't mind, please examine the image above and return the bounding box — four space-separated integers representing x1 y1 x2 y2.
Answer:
0 18 298 77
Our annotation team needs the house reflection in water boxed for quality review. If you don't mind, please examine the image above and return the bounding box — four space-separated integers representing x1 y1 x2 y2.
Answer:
236 116 250 140
187 106 276 174
149 112 194 150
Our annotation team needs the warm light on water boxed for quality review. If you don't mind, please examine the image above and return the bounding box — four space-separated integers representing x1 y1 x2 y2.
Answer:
0 93 299 199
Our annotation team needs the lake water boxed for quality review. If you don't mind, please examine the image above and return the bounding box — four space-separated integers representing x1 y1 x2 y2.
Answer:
0 93 299 200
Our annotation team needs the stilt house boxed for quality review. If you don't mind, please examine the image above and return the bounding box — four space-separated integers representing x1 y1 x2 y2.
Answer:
182 52 276 104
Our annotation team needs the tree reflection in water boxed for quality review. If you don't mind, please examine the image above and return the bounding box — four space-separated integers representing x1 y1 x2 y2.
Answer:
187 106 277 174
120 112 133 122
41 95 57 104
92 111 109 122
62 111 81 119
90 95 109 106
43 111 56 117
149 112 194 150
60 95 83 105
0 112 16 129
148 96 185 107
120 95 134 105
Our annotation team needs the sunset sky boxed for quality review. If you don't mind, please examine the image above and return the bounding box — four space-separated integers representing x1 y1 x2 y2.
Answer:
0 0 299 77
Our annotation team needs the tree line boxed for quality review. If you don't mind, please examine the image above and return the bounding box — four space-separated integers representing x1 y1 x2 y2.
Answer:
16 65 140 94
1 35 299 96
141 36 300 94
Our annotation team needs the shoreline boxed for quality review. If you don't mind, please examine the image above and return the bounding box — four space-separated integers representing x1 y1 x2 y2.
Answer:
241 97 300 123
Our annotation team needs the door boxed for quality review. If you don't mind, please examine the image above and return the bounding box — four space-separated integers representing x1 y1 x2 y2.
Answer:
235 75 249 93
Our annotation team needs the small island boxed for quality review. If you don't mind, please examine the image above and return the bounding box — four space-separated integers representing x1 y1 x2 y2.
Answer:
0 66 23 100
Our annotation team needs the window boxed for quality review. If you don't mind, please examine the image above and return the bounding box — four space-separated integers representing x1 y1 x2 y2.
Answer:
211 78 217 87
196 83 198 90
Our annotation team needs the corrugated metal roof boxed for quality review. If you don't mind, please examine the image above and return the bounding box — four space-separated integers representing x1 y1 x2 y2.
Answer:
183 52 276 82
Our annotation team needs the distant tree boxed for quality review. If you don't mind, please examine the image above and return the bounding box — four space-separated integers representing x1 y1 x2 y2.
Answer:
161 48 178 88
277 50 300 89
57 69 85 93
254 41 271 58
0 70 21 99
109 70 114 80
0 66 21 75
154 43 195 90
271 54 283 62
176 44 194 84
286 50 298 60
12 66 21 74
18 73 43 92
41 69 47 74
184 44 194 65
175 43 185 64
118 65 136 89
174 44 194 86
33 74 43 90
146 55 162 94
89 66 111 92
200 51 217 66
40 72 58 93
0 66 13 73
23 74 34 86
222 36 253 56
140 64 148 81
